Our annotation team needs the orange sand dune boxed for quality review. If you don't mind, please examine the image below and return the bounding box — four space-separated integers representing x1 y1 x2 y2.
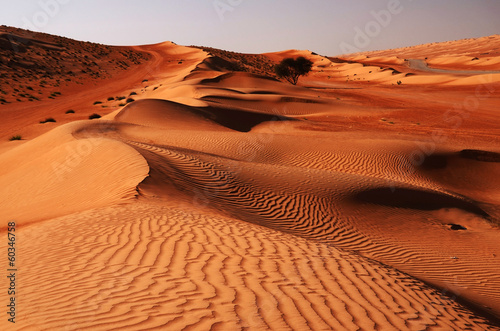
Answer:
1 28 500 330
319 35 499 88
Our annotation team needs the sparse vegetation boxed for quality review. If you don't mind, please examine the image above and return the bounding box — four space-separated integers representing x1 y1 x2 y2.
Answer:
89 113 101 120
193 46 276 77
275 57 313 85
129 92 137 96
0 28 149 105
66 110 75 114
397 80 402 85
93 101 102 105
9 135 22 141
107 97 115 101
126 98 135 103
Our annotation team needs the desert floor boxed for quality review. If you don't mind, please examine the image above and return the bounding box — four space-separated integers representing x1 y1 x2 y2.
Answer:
1 28 500 330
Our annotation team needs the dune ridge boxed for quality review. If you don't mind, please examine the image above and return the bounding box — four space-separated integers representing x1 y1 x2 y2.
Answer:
1 28 500 329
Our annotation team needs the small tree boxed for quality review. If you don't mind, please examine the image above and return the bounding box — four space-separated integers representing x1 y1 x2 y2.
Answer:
275 56 313 85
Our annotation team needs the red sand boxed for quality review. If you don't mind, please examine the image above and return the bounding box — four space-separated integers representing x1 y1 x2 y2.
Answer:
1 27 500 329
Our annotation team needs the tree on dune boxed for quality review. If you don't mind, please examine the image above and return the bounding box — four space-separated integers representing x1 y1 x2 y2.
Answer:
274 56 313 85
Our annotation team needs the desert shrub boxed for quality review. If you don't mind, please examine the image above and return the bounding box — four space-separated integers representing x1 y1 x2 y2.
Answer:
275 57 313 85
89 113 101 120
129 92 137 96
116 96 126 101
93 101 102 105
66 110 75 114
107 96 115 101
9 135 22 141
126 98 135 103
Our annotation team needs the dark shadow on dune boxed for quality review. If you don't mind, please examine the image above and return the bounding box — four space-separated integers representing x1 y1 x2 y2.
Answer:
420 154 449 170
200 106 293 132
199 72 279 85
200 56 242 72
248 90 279 95
114 98 293 133
354 187 489 217
460 149 500 162
280 96 325 104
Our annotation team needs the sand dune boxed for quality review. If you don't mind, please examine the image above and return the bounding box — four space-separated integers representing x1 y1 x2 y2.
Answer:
1 28 500 329
7 202 498 330
332 35 500 86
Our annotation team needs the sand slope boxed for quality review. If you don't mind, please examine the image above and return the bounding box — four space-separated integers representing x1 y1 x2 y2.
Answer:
1 29 500 330
6 202 497 330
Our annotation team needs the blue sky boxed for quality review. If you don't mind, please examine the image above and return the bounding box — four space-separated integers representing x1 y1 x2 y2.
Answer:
1 0 499 55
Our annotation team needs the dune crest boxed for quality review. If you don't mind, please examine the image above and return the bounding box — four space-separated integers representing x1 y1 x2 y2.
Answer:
0 121 149 228
1 28 500 329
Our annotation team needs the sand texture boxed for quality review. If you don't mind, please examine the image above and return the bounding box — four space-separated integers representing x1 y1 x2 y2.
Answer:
1 27 500 330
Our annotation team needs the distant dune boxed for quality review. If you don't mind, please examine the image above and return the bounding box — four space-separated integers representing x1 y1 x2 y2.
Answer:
1 27 500 329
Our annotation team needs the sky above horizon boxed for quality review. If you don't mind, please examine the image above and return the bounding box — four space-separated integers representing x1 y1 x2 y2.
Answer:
1 0 499 55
